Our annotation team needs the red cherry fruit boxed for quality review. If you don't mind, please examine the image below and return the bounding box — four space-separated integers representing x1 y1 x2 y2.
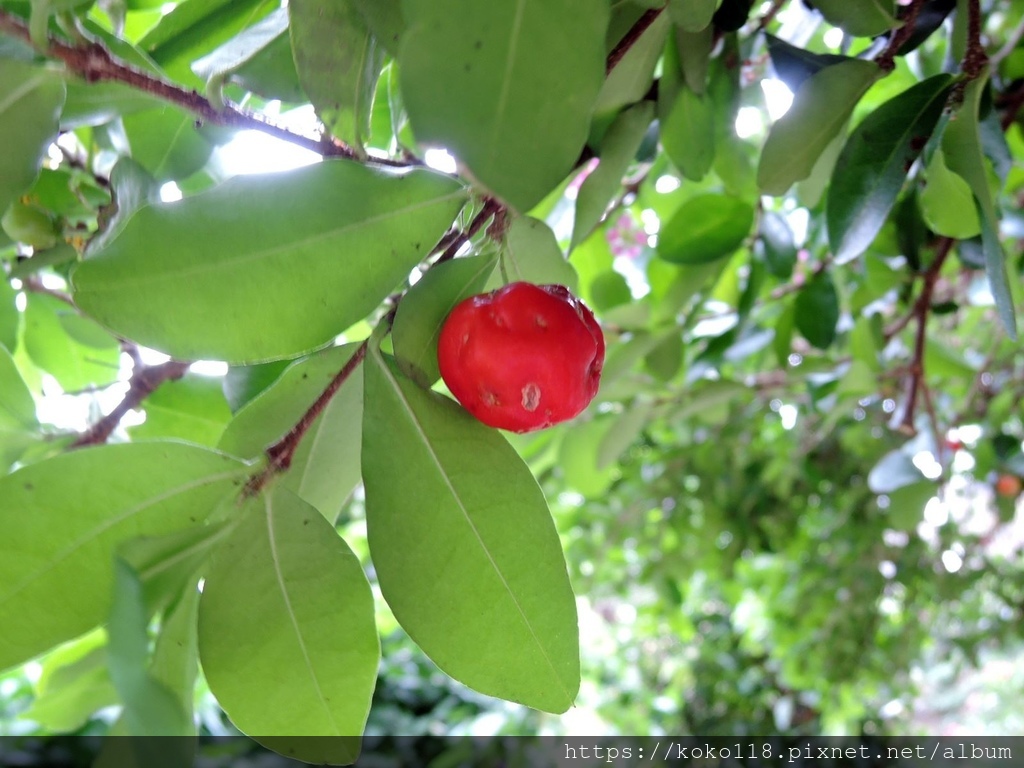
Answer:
437 282 605 433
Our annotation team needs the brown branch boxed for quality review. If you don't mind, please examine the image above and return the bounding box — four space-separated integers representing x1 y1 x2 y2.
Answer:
71 359 190 447
20 275 76 307
757 0 788 31
0 10 413 167
874 0 926 72
1000 81 1024 131
434 197 505 265
897 237 955 432
961 0 988 79
244 340 369 497
607 7 665 74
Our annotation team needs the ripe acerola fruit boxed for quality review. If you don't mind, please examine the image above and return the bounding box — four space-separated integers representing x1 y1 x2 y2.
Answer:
995 474 1022 498
437 281 605 433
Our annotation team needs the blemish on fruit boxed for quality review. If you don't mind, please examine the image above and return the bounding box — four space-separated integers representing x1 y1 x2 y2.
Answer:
521 383 541 411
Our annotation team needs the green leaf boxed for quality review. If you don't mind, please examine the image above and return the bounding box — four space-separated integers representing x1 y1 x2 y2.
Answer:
795 272 839 350
399 0 608 211
0 59 65 220
668 0 721 31
764 33 850 93
593 10 667 115
290 0 384 151
502 215 579 289
758 59 881 196
0 343 37 471
88 158 159 254
827 74 954 263
350 0 404 54
72 162 466 363
560 416 622 497
920 147 981 239
23 293 120 392
22 631 118 732
222 360 290 413
218 344 364 522
127 374 232 447
191 8 303 103
198 489 378 753
572 101 654 247
809 0 900 37
392 255 497 386
662 84 715 182
868 448 925 493
149 580 201 726
121 106 216 182
361 350 579 712
596 400 654 469
657 194 754 265
759 210 797 279
0 443 246 670
107 559 192 735
942 70 1017 339
138 0 279 87
0 276 18 352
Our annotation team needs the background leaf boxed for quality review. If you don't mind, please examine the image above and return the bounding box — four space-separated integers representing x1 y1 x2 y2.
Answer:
657 194 753 264
795 271 840 350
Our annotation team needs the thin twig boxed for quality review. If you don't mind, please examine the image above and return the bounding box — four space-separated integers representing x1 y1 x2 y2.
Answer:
874 0 926 72
607 7 665 74
20 275 76 307
898 237 955 432
434 198 505 265
71 360 190 447
757 0 788 31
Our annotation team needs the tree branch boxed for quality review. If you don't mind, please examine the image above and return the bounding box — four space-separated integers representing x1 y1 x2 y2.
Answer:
607 7 665 74
434 197 505 265
897 237 955 433
0 10 413 166
874 0 926 72
71 359 190 447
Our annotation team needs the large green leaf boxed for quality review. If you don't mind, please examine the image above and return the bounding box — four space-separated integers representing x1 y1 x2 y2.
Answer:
657 194 754 265
198 489 377 757
72 162 466 362
0 276 18 352
0 443 246 670
827 74 954 263
942 70 1017 339
289 0 384 151
0 59 65 219
392 254 497 386
573 101 654 247
399 0 608 211
809 0 900 37
758 59 881 196
361 349 579 712
351 0 404 54
218 344 364 522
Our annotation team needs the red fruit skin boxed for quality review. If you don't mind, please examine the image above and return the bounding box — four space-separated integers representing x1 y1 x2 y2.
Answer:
437 282 605 433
